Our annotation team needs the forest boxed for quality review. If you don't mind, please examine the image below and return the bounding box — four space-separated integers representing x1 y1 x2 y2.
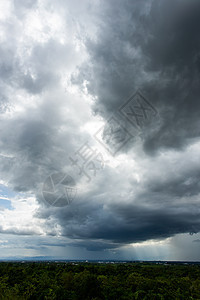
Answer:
0 261 200 299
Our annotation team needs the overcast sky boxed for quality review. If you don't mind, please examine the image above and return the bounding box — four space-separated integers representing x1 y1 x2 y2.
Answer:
0 0 200 261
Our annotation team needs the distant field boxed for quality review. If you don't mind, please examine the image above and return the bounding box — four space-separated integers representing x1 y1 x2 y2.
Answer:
0 262 200 299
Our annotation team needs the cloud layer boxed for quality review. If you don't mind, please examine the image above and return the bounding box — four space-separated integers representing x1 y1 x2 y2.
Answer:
0 0 200 259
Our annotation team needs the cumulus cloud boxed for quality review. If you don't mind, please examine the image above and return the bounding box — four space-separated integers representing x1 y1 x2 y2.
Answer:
0 0 200 260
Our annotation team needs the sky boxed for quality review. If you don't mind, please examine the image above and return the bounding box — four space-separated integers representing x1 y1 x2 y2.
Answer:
0 0 200 261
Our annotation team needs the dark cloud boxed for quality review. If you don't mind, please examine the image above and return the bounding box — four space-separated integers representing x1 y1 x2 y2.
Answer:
73 0 200 154
0 0 200 259
36 198 200 251
36 153 200 251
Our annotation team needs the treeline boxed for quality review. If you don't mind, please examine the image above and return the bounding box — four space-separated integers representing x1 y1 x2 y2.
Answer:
0 262 200 299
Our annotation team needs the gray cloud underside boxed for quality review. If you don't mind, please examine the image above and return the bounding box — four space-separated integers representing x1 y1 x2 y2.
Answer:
0 0 200 253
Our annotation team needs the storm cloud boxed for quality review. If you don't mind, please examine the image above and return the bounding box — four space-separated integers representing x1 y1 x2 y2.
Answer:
0 0 200 260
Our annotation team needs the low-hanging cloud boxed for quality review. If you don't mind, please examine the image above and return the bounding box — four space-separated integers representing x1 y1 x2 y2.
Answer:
0 0 200 259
